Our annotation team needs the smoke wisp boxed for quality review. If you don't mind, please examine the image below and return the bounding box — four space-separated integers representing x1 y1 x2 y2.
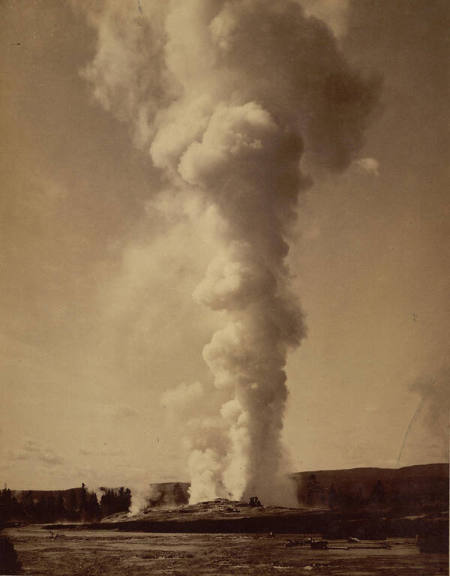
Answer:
78 0 379 504
409 366 450 460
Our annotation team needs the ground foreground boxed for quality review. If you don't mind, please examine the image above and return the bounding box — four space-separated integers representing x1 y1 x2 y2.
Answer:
5 525 448 576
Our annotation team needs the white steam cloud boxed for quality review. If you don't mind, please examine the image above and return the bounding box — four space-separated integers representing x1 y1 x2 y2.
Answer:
410 365 450 459
77 0 379 505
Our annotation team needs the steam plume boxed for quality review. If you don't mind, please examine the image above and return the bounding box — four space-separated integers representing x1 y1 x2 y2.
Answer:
408 366 450 460
78 0 379 504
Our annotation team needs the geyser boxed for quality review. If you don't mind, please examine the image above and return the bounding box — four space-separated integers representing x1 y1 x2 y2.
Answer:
78 0 379 506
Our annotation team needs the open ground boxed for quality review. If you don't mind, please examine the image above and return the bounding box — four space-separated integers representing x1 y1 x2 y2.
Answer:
5 525 448 576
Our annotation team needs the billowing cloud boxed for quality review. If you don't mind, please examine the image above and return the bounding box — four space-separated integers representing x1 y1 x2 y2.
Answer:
410 366 449 454
77 0 379 504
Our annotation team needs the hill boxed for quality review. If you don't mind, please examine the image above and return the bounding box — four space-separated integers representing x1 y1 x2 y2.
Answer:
292 463 448 512
2 463 447 528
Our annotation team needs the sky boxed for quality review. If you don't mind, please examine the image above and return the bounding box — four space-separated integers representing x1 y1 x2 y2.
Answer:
1 0 448 490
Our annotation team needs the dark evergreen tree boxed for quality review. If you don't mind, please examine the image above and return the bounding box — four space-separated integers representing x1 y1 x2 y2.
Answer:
370 480 386 507
305 474 325 507
328 484 338 509
55 493 66 519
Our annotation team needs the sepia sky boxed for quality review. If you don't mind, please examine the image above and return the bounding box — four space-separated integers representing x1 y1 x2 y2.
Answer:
1 0 448 490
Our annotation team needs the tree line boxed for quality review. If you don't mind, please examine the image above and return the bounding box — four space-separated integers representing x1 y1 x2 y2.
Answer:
302 474 387 511
301 473 444 513
0 483 131 523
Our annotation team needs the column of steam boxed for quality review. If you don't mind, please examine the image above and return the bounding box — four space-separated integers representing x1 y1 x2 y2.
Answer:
179 105 305 504
79 0 379 508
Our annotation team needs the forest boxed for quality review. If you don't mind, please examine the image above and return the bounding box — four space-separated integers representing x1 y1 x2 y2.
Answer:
0 484 131 523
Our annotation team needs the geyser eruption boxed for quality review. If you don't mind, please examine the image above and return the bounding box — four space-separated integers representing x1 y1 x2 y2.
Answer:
182 104 307 504
78 0 379 505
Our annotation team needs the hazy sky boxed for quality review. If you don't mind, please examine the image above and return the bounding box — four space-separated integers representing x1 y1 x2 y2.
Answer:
1 0 448 490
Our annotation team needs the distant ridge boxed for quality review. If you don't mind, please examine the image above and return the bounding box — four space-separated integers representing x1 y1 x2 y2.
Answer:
292 463 448 511
10 463 448 513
